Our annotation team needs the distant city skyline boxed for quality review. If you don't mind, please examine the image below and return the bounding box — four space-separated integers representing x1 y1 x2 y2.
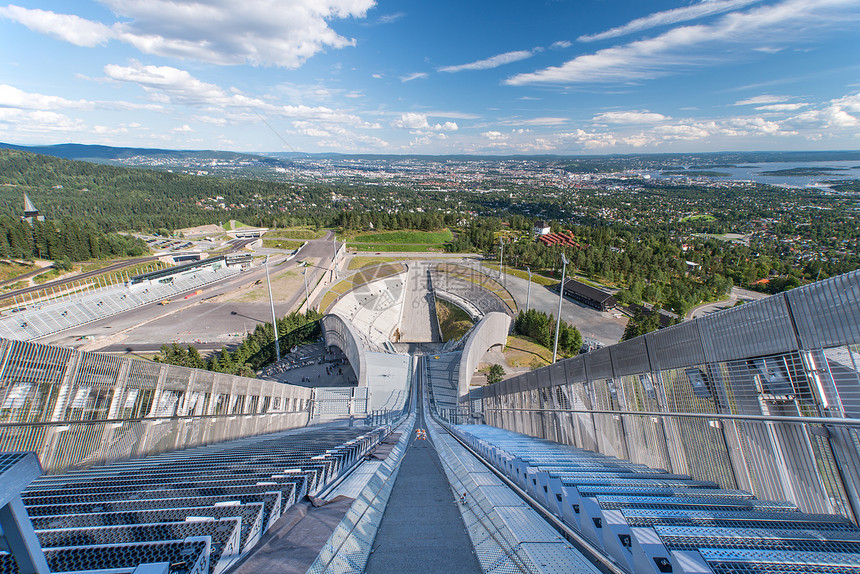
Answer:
1 0 859 155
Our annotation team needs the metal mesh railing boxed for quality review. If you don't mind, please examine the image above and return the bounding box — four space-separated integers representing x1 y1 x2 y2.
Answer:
477 269 860 526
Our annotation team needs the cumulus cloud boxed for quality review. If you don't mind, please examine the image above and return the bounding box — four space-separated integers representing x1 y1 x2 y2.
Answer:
104 63 228 106
439 49 538 73
592 110 670 124
0 5 112 46
0 108 86 133
507 0 860 86
1 0 375 68
0 83 164 113
391 112 430 129
579 0 763 42
390 112 458 131
0 84 92 110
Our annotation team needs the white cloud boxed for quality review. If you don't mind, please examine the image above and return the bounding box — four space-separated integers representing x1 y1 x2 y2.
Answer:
391 112 430 129
755 103 808 111
508 0 860 86
579 0 763 42
376 12 405 24
0 108 86 133
2 0 375 68
502 117 568 126
482 131 506 140
0 84 164 114
0 5 112 47
105 63 228 106
422 110 481 119
733 94 790 105
103 62 368 126
551 41 572 49
592 110 669 124
391 113 457 131
0 84 92 110
400 72 427 82
171 124 194 133
439 49 538 73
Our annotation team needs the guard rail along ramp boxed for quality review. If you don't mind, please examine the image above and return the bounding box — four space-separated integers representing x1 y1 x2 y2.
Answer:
0 422 390 574
0 337 315 475
450 424 860 574
462 268 860 571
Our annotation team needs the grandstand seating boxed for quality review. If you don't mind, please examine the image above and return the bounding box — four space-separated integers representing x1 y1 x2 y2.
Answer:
0 424 387 574
330 274 406 348
451 424 860 574
0 265 241 341
425 352 461 413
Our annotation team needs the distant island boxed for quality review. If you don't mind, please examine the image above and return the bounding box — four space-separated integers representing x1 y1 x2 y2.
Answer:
760 167 849 176
828 179 860 193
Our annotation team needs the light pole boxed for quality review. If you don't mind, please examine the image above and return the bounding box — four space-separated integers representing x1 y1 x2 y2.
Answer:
303 268 310 313
332 234 339 279
526 267 532 311
264 255 280 362
499 237 505 287
552 253 569 364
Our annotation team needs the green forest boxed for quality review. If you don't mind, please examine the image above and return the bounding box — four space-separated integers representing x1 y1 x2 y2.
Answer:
2 146 857 322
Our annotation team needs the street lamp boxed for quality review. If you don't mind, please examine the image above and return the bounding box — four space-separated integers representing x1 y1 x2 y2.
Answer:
264 255 280 362
552 253 569 364
303 268 310 313
332 234 340 279
526 267 532 311
499 237 505 286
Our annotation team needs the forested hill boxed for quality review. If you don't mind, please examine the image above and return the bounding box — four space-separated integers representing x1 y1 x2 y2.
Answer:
0 142 270 163
0 148 321 232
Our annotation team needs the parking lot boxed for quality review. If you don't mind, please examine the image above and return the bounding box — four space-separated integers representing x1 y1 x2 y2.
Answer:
258 342 358 387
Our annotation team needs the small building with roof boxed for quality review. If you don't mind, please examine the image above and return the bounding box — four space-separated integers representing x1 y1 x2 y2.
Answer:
557 277 617 312
533 220 551 236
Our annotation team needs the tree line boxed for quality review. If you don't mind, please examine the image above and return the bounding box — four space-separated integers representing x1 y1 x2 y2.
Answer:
154 310 323 376
0 216 147 263
513 308 583 358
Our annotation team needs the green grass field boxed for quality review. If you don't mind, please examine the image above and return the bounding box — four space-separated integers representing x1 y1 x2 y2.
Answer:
350 229 453 244
351 244 445 252
483 263 556 286
0 261 36 284
265 228 326 240
435 299 473 342
262 239 304 250
504 335 553 369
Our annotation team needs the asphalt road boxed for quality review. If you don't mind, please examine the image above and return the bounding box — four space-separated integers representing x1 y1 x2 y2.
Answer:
461 262 627 346
39 233 341 351
687 286 770 319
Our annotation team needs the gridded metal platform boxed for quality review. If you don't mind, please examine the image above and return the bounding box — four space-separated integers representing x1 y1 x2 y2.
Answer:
5 425 389 573
453 424 860 574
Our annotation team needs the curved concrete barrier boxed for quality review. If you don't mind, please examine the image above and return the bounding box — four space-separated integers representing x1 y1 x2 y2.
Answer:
457 311 511 401
321 313 369 388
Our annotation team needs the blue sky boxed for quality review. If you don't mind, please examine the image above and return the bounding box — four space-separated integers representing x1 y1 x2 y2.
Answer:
1 0 859 154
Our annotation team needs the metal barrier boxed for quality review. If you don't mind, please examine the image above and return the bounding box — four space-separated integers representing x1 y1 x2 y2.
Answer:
0 337 313 473
478 269 860 525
